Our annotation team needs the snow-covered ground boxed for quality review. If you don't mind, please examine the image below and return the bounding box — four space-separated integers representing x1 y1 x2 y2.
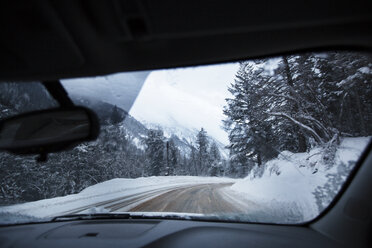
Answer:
226 137 370 222
0 176 236 223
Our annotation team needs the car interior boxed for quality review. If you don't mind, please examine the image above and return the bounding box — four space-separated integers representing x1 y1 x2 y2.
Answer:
0 0 371 247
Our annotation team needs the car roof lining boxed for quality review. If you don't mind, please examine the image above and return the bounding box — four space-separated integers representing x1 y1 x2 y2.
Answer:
0 0 371 81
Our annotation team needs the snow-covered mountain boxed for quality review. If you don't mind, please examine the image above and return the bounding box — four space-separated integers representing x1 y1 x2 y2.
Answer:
141 122 229 159
62 66 232 160
62 67 234 150
70 95 209 157
71 94 229 158
128 66 237 146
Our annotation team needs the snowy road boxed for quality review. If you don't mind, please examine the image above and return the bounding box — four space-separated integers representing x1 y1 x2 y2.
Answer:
63 183 243 215
129 183 243 214
0 177 243 221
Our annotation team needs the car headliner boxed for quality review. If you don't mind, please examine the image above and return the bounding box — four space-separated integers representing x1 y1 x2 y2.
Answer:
0 0 371 81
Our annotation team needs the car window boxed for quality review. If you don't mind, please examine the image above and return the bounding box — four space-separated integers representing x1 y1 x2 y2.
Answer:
0 51 371 224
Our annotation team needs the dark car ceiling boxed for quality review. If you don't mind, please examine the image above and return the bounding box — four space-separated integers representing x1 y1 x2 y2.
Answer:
0 0 371 81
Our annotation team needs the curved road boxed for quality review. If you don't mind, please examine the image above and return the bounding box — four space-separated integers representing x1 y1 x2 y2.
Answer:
129 183 243 214
63 183 246 216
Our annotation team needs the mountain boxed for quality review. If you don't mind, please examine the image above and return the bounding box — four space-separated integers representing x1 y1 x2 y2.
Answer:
71 94 127 123
70 95 193 154
63 69 231 149
71 94 148 146
71 94 228 159
141 122 229 159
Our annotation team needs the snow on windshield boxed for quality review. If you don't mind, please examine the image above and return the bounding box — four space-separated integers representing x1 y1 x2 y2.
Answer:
0 51 371 224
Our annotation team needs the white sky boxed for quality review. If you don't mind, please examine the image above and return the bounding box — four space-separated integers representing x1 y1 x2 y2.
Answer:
129 63 239 144
62 71 150 111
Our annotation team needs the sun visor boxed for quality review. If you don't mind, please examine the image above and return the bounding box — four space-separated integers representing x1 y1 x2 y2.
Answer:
0 1 84 80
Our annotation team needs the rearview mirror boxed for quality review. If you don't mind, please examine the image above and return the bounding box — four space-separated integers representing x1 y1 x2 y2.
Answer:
0 107 99 155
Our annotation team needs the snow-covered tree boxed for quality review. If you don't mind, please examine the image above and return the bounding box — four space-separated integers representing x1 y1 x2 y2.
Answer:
196 128 210 175
224 52 372 177
224 61 278 174
144 129 165 176
208 142 222 176
165 139 179 176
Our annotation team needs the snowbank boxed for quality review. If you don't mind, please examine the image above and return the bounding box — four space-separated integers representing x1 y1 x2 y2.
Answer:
228 137 370 222
0 176 236 222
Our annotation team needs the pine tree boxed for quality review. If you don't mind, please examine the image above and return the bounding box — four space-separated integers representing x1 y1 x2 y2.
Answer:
208 142 221 176
189 145 199 175
224 52 372 178
196 128 210 175
144 129 165 176
209 142 221 162
317 52 372 136
223 61 278 174
165 139 179 176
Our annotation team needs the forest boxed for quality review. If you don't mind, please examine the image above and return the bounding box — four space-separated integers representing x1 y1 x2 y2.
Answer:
224 52 372 177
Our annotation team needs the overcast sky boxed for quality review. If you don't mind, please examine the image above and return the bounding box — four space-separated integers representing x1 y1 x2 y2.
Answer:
129 62 239 144
62 71 150 111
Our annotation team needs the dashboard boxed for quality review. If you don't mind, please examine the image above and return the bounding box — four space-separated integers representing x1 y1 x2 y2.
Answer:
0 218 342 248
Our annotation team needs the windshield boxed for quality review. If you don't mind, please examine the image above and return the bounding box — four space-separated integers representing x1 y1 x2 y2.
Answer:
0 51 371 225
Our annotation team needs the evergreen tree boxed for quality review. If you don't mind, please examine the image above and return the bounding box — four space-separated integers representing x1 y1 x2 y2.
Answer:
144 129 165 176
165 139 179 176
208 142 221 176
224 52 372 177
209 142 221 162
317 52 372 136
189 146 199 175
196 128 210 175
224 61 278 174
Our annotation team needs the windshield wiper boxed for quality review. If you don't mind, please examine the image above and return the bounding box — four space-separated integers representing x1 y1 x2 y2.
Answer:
52 212 212 222
52 213 131 222
52 212 238 223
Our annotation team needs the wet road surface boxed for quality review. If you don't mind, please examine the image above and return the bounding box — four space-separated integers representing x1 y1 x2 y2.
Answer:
129 183 243 214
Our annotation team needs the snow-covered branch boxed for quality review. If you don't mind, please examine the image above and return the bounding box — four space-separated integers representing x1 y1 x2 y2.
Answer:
268 112 324 143
297 114 332 140
267 93 299 104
